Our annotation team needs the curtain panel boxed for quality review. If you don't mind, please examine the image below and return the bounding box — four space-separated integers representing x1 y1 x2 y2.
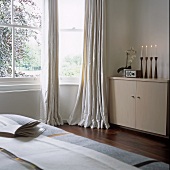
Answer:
68 0 109 129
40 0 63 126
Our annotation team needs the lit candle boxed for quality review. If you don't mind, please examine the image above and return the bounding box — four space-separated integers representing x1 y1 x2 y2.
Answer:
141 46 143 56
150 45 152 57
146 45 147 56
155 45 157 56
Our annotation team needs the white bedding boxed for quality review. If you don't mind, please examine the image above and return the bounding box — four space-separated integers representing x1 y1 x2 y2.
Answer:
0 115 169 170
0 135 139 170
0 115 138 169
0 115 19 127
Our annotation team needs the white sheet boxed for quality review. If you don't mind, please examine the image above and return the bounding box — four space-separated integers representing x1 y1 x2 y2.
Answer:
0 135 139 170
0 115 19 127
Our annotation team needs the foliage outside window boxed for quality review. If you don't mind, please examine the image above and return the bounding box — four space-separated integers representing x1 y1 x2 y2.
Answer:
0 0 42 78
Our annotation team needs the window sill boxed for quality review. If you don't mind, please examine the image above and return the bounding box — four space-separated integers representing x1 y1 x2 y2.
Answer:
0 78 40 91
0 77 80 91
59 82 79 86
59 77 80 86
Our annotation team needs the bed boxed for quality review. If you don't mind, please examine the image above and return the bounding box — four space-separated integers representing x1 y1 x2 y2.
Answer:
0 114 169 170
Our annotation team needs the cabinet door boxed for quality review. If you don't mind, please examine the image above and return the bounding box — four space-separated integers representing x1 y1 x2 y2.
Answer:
109 79 136 128
135 81 167 135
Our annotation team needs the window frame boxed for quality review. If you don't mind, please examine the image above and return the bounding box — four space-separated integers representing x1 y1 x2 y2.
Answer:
0 0 42 90
59 28 84 85
58 0 84 85
0 77 40 91
0 0 84 87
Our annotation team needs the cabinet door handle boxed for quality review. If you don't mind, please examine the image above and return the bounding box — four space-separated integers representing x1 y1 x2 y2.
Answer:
137 96 140 99
131 95 135 98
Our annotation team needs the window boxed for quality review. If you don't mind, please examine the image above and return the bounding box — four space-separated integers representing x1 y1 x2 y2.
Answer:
58 0 85 83
0 0 42 78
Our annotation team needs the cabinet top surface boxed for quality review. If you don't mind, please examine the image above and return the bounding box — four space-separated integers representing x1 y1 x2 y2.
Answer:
109 77 169 83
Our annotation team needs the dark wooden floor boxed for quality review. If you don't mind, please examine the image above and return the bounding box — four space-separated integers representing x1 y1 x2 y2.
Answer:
60 124 170 164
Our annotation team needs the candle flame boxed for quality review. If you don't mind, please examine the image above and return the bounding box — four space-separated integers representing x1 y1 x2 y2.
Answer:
146 45 147 47
151 45 152 47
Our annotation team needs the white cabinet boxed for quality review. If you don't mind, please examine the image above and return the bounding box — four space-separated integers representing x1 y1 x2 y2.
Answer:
109 77 169 136
109 80 136 128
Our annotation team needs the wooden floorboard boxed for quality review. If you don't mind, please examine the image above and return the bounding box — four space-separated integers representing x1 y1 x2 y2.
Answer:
59 124 170 164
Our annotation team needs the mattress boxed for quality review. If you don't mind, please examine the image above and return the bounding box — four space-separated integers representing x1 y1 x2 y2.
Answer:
0 114 169 170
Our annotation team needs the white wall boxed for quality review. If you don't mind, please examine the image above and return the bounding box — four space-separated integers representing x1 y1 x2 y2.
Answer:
0 90 40 119
59 85 78 121
0 85 78 121
106 0 169 78
132 0 169 78
106 0 134 77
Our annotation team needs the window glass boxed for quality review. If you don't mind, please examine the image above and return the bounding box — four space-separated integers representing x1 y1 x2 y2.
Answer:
0 0 42 79
0 27 12 77
0 0 11 24
58 0 85 79
14 28 41 77
13 0 42 27
59 0 84 29
59 31 83 77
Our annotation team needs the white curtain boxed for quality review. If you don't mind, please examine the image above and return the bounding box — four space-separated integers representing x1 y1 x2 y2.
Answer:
68 0 109 129
40 0 63 126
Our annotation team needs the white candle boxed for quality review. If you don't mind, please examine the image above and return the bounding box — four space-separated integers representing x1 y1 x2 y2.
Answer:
146 45 147 56
141 46 143 56
150 45 152 57
155 45 157 56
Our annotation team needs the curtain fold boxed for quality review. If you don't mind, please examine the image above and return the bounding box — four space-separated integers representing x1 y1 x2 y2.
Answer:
40 0 63 126
68 0 109 129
